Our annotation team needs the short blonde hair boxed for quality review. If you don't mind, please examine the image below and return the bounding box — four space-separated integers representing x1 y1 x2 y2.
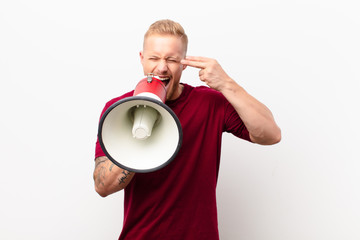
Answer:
144 19 188 53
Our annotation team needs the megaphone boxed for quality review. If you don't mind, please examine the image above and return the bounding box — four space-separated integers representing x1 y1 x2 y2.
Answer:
98 74 183 173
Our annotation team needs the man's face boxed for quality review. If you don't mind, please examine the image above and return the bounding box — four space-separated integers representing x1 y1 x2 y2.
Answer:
140 34 187 101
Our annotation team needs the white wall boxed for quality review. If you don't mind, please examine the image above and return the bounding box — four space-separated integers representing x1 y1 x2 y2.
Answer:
1 0 359 239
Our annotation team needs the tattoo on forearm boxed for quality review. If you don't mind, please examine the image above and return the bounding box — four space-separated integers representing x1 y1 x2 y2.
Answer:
118 170 132 185
95 159 107 167
94 157 109 188
95 157 133 189
109 163 115 172
96 166 106 187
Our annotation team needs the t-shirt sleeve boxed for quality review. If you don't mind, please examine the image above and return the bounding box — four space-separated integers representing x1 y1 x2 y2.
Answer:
223 100 252 142
94 101 112 159
95 137 105 159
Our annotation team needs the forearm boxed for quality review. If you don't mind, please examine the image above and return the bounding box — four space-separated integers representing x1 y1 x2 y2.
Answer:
221 79 281 145
93 156 135 197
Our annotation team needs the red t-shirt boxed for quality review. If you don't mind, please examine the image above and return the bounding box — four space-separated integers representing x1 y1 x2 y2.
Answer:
95 83 251 239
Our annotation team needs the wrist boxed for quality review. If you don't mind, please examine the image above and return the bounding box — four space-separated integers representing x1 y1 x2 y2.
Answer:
220 78 241 95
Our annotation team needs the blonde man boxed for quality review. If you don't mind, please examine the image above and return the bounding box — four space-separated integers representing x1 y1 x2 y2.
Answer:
94 19 281 239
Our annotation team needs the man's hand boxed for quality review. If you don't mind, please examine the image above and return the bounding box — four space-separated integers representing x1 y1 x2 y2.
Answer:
181 56 233 92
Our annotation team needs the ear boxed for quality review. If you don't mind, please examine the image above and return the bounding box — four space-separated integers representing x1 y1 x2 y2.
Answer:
139 51 144 64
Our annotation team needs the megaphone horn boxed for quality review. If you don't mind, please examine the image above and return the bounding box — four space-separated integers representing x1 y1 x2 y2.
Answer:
98 74 183 173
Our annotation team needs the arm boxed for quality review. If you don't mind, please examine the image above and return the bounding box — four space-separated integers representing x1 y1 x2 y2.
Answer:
181 56 281 145
93 156 135 197
219 80 281 145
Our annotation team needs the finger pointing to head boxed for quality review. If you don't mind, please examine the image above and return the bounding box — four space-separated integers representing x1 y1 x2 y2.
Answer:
181 56 208 69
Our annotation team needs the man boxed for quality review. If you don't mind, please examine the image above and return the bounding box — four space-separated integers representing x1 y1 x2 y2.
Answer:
94 19 281 239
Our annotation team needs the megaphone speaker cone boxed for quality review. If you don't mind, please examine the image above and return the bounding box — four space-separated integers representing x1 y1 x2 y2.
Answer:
98 96 182 173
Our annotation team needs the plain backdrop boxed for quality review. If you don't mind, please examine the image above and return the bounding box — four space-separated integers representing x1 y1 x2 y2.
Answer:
1 0 359 239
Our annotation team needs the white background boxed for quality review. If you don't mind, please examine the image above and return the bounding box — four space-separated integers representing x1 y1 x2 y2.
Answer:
1 0 359 239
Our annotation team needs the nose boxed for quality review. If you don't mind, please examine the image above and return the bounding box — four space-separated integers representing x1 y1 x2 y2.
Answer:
156 60 168 74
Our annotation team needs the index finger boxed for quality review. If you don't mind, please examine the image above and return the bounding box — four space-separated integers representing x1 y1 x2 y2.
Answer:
181 56 209 69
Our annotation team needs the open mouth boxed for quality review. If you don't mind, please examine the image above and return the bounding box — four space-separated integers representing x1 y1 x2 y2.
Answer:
158 77 170 86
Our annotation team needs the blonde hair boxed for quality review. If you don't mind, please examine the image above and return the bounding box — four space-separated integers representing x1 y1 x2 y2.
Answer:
144 19 188 53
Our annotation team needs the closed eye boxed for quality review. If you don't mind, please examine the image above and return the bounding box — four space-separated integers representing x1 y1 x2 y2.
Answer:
167 58 179 63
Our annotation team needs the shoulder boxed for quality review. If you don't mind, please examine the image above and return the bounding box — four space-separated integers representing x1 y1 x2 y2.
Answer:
100 90 134 116
104 90 134 108
187 84 227 104
183 83 223 97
